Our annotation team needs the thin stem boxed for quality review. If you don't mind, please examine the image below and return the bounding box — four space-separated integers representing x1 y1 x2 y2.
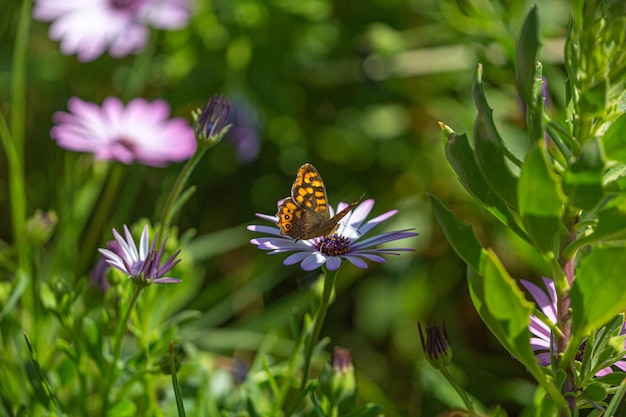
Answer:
6 0 31 275
300 267 339 391
274 324 307 414
157 146 208 245
78 164 124 274
102 283 144 416
440 368 477 417
557 219 578 416
170 341 186 417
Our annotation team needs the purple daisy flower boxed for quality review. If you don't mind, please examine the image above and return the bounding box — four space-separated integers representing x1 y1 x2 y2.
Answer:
248 199 417 271
33 0 191 62
51 97 196 167
98 225 182 284
520 277 626 376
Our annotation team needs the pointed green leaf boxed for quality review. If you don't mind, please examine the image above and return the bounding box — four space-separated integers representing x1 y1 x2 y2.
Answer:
515 5 540 106
518 143 565 251
570 246 626 339
563 138 605 209
467 250 564 406
473 65 519 208
527 63 545 144
468 250 534 353
428 193 484 273
580 79 607 116
106 400 137 417
603 113 626 163
341 404 384 417
575 194 626 249
441 125 527 238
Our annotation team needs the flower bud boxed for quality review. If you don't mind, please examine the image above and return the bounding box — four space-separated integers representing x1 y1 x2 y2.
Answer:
193 94 231 145
418 321 452 370
25 210 58 245
318 346 356 406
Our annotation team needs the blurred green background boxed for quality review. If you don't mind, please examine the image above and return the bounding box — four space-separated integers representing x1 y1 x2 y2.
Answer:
0 0 573 415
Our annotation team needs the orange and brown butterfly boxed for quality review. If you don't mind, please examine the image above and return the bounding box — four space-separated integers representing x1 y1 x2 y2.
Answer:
276 163 364 241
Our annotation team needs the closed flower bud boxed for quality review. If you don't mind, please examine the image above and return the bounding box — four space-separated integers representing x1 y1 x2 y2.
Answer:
193 94 231 146
25 210 58 245
318 346 356 406
418 321 452 370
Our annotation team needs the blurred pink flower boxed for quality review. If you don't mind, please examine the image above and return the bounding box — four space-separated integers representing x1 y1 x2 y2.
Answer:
51 97 196 167
33 0 191 62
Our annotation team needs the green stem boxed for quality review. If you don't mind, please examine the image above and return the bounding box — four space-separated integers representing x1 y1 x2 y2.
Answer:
440 368 477 417
5 0 31 275
157 146 208 245
78 164 124 274
300 266 339 391
169 341 186 417
102 283 144 415
274 319 307 414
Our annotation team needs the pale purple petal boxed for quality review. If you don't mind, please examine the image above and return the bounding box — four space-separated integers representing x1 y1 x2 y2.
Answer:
350 253 386 263
51 97 196 167
325 256 343 271
613 361 626 372
254 213 278 223
352 230 418 250
595 368 612 377
248 198 416 271
343 256 369 269
153 277 183 284
283 251 315 265
529 315 552 340
520 279 558 323
530 337 550 350
247 224 282 237
300 253 327 271
33 0 191 62
536 352 551 366
98 248 125 271
99 224 182 284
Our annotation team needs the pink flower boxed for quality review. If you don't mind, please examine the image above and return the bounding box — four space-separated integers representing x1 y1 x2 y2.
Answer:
33 0 191 62
521 277 626 377
51 97 196 167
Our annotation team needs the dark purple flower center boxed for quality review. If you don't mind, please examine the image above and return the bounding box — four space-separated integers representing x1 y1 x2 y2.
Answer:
131 259 144 276
317 234 351 257
109 0 142 11
117 137 137 153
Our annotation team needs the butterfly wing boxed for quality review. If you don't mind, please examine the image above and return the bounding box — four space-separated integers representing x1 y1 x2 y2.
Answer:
276 164 329 239
276 164 363 241
302 193 365 240
291 163 330 219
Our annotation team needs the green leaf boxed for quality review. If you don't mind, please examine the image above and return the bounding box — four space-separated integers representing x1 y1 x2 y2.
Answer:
570 246 626 338
473 65 520 208
468 250 534 358
527 63 545 144
341 404 384 417
428 193 484 273
583 383 607 402
580 78 607 116
575 194 626 249
604 164 626 192
515 5 540 106
106 400 137 417
467 250 563 405
563 138 605 209
603 113 626 163
441 125 527 237
517 143 565 252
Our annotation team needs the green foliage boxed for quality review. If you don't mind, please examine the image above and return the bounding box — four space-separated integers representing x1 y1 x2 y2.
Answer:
433 0 626 415
2 0 626 416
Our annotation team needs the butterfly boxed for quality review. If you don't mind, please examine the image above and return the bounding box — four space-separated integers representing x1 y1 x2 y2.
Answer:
276 163 364 241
